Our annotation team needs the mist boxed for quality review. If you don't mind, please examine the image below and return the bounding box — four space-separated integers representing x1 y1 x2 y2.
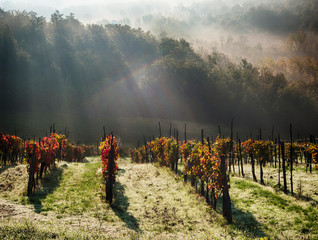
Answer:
1 0 315 63
0 0 317 145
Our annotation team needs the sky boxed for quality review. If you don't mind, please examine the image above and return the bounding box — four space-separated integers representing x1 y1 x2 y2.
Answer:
0 0 206 23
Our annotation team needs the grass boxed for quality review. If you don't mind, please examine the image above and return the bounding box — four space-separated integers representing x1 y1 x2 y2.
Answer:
250 188 289 209
1 157 318 239
232 161 318 201
0 219 118 240
34 160 102 214
230 176 318 239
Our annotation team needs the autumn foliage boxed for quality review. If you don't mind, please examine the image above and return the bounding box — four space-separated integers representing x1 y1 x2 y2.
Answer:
131 137 232 194
100 135 119 182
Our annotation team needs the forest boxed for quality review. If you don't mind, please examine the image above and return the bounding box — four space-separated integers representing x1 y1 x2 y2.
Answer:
0 0 318 144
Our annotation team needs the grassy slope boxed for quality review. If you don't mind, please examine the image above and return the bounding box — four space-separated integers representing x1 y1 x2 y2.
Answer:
0 157 317 239
228 161 318 240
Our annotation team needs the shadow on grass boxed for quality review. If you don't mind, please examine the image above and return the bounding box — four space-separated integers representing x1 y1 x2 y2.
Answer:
117 168 126 177
272 184 318 205
297 195 318 205
111 181 140 232
216 196 267 239
28 166 64 213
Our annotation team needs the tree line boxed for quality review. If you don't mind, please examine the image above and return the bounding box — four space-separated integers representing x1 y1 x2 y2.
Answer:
0 9 317 143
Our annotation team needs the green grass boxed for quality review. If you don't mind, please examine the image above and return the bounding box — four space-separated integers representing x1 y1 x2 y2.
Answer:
250 188 289 209
0 219 116 240
1 157 318 239
232 178 260 190
27 159 103 215
0 223 59 240
230 176 318 239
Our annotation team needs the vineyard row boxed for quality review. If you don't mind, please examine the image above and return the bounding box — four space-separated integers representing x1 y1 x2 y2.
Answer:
0 131 96 195
130 135 318 222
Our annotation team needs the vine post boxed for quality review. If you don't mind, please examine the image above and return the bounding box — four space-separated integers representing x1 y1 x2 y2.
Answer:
221 154 232 223
175 130 179 175
290 124 293 195
27 144 36 196
281 141 287 193
200 129 205 197
106 135 115 204
100 133 119 205
278 133 281 187
239 139 244 177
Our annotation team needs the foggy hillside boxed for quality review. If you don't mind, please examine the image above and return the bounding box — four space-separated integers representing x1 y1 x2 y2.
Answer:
2 0 317 62
0 0 317 144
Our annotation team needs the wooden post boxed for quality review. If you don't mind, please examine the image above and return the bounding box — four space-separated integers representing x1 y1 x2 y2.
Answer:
231 119 234 172
200 129 205 197
27 144 36 196
200 179 205 197
201 129 204 144
309 135 313 173
205 137 212 205
229 120 233 172
278 133 281 187
274 138 277 168
206 179 210 205
159 122 162 138
175 130 179 175
206 137 211 204
236 132 240 176
239 139 244 177
221 155 232 223
290 124 293 195
183 124 187 182
144 136 149 163
106 134 115 204
271 125 274 166
103 126 106 140
281 141 287 193
260 159 264 185
251 152 257 182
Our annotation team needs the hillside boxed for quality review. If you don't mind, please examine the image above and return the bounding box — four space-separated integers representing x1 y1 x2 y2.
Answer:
0 8 318 144
0 157 317 239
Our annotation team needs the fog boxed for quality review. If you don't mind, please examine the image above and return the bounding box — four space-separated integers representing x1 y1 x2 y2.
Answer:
1 0 308 63
0 0 317 145
0 0 202 22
